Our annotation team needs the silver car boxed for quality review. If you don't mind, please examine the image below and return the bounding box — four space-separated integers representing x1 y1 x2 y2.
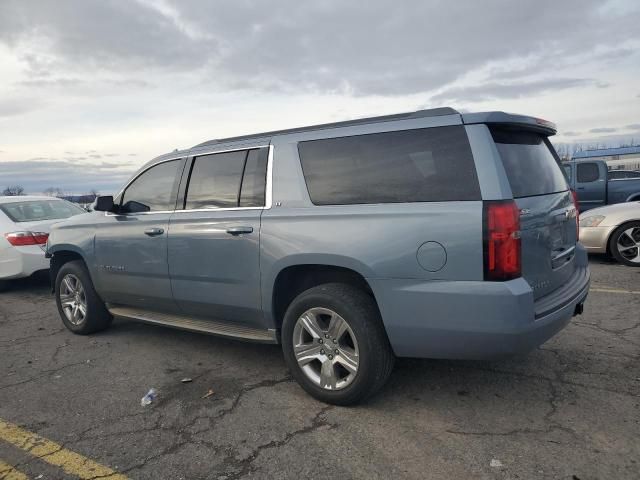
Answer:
579 201 640 266
47 108 590 405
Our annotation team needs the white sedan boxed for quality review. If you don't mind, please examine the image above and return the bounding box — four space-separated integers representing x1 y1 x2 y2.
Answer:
0 196 87 291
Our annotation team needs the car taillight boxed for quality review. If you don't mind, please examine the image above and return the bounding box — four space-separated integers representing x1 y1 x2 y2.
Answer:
483 200 521 281
4 232 49 246
571 190 580 241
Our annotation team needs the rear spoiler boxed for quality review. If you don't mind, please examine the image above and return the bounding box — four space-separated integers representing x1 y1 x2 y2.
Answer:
462 112 557 136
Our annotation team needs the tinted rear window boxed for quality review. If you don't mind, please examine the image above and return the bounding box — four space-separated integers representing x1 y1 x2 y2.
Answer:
298 126 480 205
0 200 85 223
184 148 268 210
491 128 569 198
186 151 246 209
239 149 268 207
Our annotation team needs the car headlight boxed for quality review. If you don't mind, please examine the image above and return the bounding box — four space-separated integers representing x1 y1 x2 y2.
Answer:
579 215 605 227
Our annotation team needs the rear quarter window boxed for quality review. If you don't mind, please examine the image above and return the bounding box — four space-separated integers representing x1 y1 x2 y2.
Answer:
491 128 569 198
297 126 481 205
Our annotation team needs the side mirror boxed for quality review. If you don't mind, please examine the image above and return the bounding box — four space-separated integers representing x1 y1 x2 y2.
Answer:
94 195 115 212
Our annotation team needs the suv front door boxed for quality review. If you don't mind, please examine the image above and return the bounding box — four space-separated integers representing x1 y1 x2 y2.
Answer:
94 158 185 311
168 147 268 329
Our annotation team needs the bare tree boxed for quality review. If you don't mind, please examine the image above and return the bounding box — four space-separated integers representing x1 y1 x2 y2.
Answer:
2 185 25 196
43 187 64 197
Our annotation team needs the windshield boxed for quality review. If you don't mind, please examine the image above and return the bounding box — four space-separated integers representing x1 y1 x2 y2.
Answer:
491 128 569 198
0 200 86 223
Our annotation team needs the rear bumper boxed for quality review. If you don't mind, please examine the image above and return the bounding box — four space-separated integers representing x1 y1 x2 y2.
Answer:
0 245 49 280
369 246 590 359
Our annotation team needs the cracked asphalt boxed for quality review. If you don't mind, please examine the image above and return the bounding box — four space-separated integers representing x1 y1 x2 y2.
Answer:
1 257 639 479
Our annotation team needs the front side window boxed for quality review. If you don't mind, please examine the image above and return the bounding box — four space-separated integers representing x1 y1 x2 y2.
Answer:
576 163 600 183
0 200 85 223
185 148 268 209
120 160 181 213
297 126 480 205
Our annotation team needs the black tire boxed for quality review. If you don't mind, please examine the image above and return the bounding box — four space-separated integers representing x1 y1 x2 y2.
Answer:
609 221 640 267
55 260 112 334
281 283 395 405
0 280 10 293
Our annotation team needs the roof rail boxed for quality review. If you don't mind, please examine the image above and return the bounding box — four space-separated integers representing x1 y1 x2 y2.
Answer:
193 107 459 148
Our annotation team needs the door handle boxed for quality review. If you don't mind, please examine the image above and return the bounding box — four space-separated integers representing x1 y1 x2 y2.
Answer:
226 226 253 235
577 187 585 190
144 227 165 236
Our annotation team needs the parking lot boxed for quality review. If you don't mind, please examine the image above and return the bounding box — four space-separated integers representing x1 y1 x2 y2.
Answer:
0 258 638 480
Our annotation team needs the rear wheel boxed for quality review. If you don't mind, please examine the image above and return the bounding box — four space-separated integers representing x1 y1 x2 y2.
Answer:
55 260 113 334
609 221 640 267
0 280 9 293
281 283 395 405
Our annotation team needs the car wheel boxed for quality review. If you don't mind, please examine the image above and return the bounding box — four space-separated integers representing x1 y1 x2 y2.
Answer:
55 260 113 334
281 283 395 405
0 280 10 293
609 221 640 267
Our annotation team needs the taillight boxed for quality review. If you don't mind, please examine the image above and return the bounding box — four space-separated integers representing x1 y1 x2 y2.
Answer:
4 232 49 246
571 190 580 241
483 200 521 281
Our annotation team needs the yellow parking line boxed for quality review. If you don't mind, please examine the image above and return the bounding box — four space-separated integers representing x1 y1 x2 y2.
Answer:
590 287 640 295
0 460 28 480
0 419 127 479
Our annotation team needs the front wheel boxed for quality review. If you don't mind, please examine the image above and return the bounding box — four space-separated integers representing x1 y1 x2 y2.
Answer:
281 283 395 405
55 260 113 334
0 280 9 293
609 221 640 267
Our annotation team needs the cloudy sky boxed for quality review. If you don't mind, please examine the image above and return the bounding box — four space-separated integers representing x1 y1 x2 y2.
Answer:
1 0 639 194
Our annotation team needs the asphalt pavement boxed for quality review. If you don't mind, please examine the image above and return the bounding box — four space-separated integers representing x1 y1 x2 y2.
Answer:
1 258 639 479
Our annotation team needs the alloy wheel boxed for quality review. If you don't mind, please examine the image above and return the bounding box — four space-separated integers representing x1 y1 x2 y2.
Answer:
292 307 360 390
59 274 88 325
616 226 640 264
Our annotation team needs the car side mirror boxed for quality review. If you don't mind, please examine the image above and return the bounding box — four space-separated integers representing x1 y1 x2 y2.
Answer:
94 195 115 212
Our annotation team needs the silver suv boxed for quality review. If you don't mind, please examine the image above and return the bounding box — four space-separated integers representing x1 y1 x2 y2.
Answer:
47 108 590 405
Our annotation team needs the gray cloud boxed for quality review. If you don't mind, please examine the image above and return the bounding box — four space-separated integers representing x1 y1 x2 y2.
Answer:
589 127 618 133
0 97 44 117
0 0 638 97
562 131 581 137
429 78 594 104
0 1 210 72
0 158 136 194
626 124 640 130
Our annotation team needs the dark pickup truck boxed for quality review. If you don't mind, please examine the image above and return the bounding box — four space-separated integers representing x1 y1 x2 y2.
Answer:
563 160 640 211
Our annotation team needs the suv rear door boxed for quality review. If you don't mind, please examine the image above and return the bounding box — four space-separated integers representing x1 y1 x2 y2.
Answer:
167 147 268 329
491 128 578 301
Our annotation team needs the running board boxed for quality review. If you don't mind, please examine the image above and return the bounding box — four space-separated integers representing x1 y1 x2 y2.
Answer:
107 306 278 344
